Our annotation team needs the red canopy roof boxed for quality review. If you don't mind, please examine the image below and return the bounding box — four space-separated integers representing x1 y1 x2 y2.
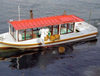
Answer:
9 15 84 30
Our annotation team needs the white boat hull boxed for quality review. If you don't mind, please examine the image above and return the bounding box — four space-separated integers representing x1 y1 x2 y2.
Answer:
0 22 98 49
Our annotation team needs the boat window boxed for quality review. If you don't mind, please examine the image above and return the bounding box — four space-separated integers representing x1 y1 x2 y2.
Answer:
10 25 14 35
60 24 67 34
26 29 33 40
47 26 52 36
67 23 74 33
10 25 16 40
33 28 40 38
19 30 25 41
53 25 59 35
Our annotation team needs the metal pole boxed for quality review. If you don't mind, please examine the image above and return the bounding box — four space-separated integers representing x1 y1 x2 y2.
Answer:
18 0 21 20
88 9 92 23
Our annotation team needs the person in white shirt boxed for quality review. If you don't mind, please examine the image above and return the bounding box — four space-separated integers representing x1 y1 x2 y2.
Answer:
39 28 49 45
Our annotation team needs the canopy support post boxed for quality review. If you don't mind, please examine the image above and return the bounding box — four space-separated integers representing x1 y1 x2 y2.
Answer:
74 23 76 32
9 24 11 34
59 24 61 35
73 22 75 32
16 30 18 42
51 26 53 35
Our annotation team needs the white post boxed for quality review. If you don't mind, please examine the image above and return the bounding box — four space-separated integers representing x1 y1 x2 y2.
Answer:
9 19 13 34
59 24 61 35
16 30 18 42
9 24 11 34
74 23 76 32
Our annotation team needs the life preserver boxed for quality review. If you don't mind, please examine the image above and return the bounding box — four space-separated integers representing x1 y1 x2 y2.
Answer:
50 34 60 41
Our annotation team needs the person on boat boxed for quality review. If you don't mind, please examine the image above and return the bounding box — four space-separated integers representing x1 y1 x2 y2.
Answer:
39 28 49 45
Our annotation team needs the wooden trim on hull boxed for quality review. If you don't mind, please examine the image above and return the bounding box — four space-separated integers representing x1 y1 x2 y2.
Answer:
45 32 98 44
0 32 98 48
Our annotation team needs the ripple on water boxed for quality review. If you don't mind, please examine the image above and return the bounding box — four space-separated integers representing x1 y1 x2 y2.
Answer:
84 66 100 76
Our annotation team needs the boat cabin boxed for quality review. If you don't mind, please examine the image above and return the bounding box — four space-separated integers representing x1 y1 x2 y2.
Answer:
9 15 84 42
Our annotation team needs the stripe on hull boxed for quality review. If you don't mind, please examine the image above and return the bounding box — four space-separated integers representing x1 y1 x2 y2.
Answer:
0 32 98 48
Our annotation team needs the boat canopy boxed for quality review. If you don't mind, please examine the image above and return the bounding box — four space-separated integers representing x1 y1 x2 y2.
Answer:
9 15 84 30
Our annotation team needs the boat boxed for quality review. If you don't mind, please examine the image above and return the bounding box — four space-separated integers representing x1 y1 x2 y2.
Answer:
0 10 98 49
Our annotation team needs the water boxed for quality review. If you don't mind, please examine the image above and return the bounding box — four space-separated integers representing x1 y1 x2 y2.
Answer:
0 0 100 76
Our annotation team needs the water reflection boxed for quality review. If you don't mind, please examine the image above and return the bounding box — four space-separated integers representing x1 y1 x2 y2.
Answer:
0 44 74 70
84 66 100 76
87 39 97 45
9 52 40 70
